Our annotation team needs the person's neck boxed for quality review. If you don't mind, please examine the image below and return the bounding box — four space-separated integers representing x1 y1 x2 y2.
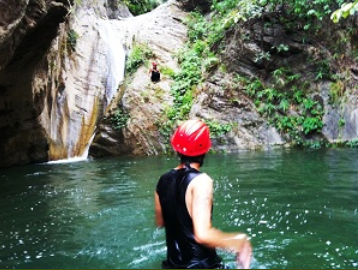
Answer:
176 162 201 171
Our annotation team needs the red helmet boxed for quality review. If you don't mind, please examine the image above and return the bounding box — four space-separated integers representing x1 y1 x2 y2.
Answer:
152 62 157 66
171 119 211 156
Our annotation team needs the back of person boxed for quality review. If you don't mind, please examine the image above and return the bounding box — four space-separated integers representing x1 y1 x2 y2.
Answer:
156 165 223 269
149 62 160 82
154 119 252 269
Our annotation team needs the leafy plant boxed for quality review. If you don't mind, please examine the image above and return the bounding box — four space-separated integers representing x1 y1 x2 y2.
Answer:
206 121 233 138
67 29 79 52
123 0 161 15
155 0 340 149
160 66 176 78
244 78 263 97
346 139 358 147
302 116 323 134
125 43 153 74
305 140 325 149
110 108 130 131
331 1 358 23
203 55 220 71
329 80 345 103
339 118 345 127
293 88 304 103
278 99 290 112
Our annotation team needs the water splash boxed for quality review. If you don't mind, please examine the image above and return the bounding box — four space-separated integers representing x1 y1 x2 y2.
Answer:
47 133 95 164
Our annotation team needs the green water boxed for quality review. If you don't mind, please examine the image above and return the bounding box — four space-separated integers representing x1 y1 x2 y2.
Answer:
0 149 357 269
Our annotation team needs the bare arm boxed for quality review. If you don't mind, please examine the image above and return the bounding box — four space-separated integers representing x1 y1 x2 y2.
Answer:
154 191 164 227
188 174 252 269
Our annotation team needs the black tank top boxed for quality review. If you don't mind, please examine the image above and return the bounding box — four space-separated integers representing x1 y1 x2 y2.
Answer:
156 165 222 269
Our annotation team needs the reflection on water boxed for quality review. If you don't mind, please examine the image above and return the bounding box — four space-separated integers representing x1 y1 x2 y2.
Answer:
0 149 357 269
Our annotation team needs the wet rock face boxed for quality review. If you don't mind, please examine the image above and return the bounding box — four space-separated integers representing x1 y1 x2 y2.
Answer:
104 0 133 19
0 1 28 71
222 16 358 146
90 0 286 157
0 0 71 72
1 0 357 168
90 0 188 157
0 0 72 167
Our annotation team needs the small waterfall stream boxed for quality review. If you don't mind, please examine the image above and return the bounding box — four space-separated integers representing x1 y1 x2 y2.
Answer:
47 132 96 164
98 19 126 108
48 18 127 163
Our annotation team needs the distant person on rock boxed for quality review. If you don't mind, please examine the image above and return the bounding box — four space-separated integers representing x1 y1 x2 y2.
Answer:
154 119 252 269
148 61 161 83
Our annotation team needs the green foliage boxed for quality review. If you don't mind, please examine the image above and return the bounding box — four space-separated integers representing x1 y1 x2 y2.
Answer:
110 108 129 131
156 12 235 142
125 43 153 74
242 65 324 144
185 12 208 42
346 139 358 147
207 20 225 48
243 78 263 98
339 118 346 127
331 1 358 23
203 55 220 71
206 121 233 138
315 60 331 80
293 88 304 103
67 29 79 52
302 116 323 134
211 0 241 14
156 44 201 138
303 139 326 149
218 0 263 28
161 14 206 126
279 99 290 112
329 80 345 103
123 0 161 15
211 0 345 33
155 0 346 149
160 66 176 78
185 11 226 50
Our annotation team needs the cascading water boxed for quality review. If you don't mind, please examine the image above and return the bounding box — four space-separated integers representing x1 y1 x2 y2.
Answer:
48 18 126 164
98 19 126 108
47 132 96 164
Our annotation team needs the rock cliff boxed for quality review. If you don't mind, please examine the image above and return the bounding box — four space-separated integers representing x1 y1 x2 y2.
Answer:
0 0 191 167
0 0 73 167
0 0 357 168
91 2 358 157
90 0 189 157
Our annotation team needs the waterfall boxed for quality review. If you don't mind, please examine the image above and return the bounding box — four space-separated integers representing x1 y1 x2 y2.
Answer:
47 17 127 164
98 19 126 107
47 132 96 164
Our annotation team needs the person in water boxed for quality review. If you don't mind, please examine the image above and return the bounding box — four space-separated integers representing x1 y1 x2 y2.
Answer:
154 119 252 269
148 61 161 83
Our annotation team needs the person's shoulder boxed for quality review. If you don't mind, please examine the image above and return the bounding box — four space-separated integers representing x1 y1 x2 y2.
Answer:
157 169 176 190
198 172 212 179
191 172 213 186
159 169 177 180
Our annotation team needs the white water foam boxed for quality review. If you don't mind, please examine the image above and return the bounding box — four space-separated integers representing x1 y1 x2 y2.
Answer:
46 132 96 164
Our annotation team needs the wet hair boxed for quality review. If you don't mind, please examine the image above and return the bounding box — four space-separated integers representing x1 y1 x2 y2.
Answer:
178 153 206 167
